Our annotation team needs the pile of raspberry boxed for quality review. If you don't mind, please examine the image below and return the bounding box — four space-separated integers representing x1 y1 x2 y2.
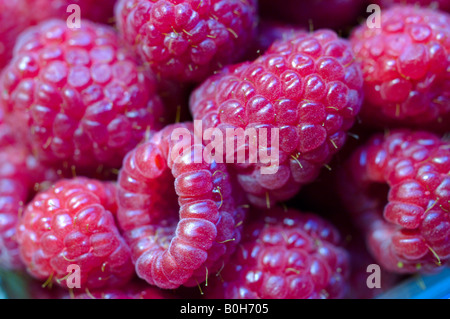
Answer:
0 0 449 300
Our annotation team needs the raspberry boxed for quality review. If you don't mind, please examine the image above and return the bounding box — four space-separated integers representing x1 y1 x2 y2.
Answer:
0 0 118 70
374 0 450 12
16 177 134 289
190 30 364 208
29 0 118 25
117 123 247 289
0 19 165 170
350 6 450 130
338 130 450 273
0 143 58 270
206 208 350 299
259 0 365 30
343 226 401 299
115 0 258 83
67 282 177 299
0 0 31 69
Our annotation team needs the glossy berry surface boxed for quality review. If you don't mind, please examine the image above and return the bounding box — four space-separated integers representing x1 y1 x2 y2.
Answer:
0 19 165 170
117 123 247 289
190 29 363 208
16 178 134 289
350 5 450 129
339 130 450 273
115 0 258 83
207 208 350 299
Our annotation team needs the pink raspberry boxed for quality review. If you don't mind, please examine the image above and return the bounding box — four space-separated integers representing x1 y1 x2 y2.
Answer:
374 0 450 12
342 226 401 299
350 6 450 130
67 282 177 299
117 123 247 289
0 0 31 69
28 0 118 25
115 0 258 83
16 177 134 289
190 30 364 208
206 208 350 299
339 130 450 273
0 1 118 70
259 0 365 30
0 142 58 270
0 19 165 171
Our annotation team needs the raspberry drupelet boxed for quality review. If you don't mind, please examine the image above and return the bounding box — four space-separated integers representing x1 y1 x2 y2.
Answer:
16 178 134 289
0 19 165 171
115 0 258 83
117 122 247 289
339 130 450 273
190 29 364 208
350 5 450 130
206 208 350 299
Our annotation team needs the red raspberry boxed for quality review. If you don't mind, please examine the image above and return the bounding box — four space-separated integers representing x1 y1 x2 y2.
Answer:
0 143 58 270
0 0 31 69
29 0 118 25
67 282 177 299
0 1 118 70
259 0 365 30
206 208 350 299
0 19 165 170
115 0 258 83
350 6 450 130
339 130 450 273
374 0 450 12
343 226 401 299
16 177 134 289
117 123 247 289
190 30 364 208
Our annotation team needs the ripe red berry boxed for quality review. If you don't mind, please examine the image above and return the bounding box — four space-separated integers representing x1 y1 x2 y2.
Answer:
190 29 364 208
350 5 450 130
0 19 165 171
16 177 134 289
0 139 58 270
339 130 450 273
67 282 178 299
206 208 350 299
0 0 31 69
115 0 258 83
117 123 247 289
374 0 450 12
29 0 118 25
